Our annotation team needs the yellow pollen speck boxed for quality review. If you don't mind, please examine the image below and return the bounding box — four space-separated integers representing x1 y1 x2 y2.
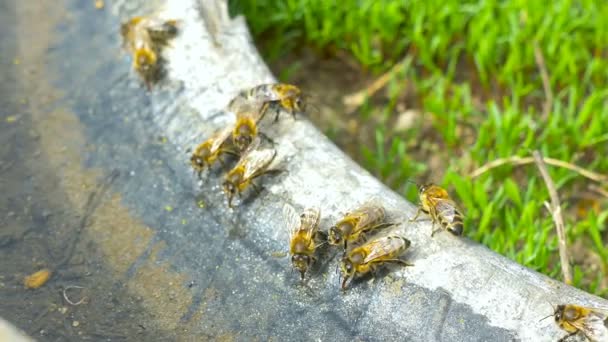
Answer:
24 269 52 289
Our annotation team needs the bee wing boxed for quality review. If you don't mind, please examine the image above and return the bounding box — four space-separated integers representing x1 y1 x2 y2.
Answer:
572 310 608 341
228 94 264 114
236 109 265 123
362 236 406 264
241 148 276 180
352 204 385 230
435 199 460 223
300 207 321 239
209 126 233 153
283 203 301 236
142 17 178 33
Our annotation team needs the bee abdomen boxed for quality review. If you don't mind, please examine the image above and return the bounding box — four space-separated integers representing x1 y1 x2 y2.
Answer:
441 212 464 236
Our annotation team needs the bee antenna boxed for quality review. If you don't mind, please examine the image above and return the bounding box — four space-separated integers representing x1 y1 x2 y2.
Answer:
538 300 556 322
539 313 554 322
405 179 419 186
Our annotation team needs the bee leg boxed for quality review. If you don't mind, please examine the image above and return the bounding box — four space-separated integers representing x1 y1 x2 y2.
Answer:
557 331 579 342
359 232 369 244
219 148 236 157
258 132 276 145
254 168 286 180
273 104 282 123
226 192 235 208
369 222 398 231
309 256 317 270
313 231 328 243
384 259 415 268
250 183 264 196
431 224 442 237
257 102 270 122
409 207 422 222
223 149 239 157
291 108 297 120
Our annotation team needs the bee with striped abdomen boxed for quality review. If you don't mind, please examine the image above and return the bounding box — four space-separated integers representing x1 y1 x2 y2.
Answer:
228 83 306 122
543 304 608 342
222 138 278 208
120 16 178 89
190 126 235 178
284 204 322 280
340 235 413 290
410 183 464 237
329 202 395 250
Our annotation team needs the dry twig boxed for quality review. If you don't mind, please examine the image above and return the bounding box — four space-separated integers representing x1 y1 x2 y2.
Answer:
534 42 553 120
469 155 608 183
589 184 608 198
533 151 572 285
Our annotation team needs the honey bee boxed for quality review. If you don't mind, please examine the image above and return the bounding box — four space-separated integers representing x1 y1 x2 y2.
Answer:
410 183 464 237
228 83 306 122
190 126 236 177
340 235 413 290
232 110 265 152
120 16 178 89
222 139 278 207
284 204 322 280
543 304 608 342
329 203 394 250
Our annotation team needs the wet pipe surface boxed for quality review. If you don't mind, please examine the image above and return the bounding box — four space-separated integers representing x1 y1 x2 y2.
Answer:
0 0 605 341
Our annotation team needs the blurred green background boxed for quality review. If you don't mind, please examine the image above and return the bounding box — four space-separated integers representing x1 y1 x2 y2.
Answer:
229 0 608 297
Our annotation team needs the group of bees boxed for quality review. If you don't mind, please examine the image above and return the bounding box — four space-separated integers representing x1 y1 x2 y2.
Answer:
120 13 608 342
190 83 304 207
284 183 465 291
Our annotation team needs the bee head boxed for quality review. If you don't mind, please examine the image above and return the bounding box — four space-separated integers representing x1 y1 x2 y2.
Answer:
190 155 205 170
328 226 342 245
234 135 252 152
294 97 305 113
340 259 355 290
120 22 131 38
190 148 210 169
161 21 179 37
419 183 432 194
134 49 157 71
291 254 310 280
222 180 236 196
